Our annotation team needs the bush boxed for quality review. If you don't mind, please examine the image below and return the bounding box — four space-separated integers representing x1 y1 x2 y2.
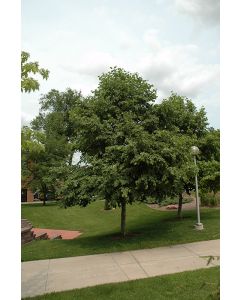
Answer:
200 191 220 207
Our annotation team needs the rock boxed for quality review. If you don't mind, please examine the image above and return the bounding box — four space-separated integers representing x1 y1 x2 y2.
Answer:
35 232 49 240
21 219 35 244
51 234 62 240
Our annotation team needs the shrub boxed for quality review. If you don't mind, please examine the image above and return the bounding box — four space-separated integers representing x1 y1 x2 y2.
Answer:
200 191 220 207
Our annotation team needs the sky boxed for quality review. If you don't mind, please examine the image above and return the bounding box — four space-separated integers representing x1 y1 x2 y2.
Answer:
22 0 219 128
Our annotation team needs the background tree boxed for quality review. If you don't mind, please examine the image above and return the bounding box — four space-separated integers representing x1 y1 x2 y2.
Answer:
154 93 209 218
21 126 52 205
22 89 84 205
21 51 49 93
198 128 220 206
31 88 83 166
155 93 208 138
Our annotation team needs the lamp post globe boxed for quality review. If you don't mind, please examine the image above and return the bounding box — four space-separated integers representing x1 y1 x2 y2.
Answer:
191 146 203 230
190 146 200 156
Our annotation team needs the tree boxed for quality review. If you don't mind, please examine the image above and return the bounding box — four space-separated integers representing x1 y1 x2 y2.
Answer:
198 129 220 196
22 89 84 205
21 126 52 205
21 51 49 93
22 89 82 203
154 132 196 219
154 93 209 218
62 67 178 236
31 88 83 166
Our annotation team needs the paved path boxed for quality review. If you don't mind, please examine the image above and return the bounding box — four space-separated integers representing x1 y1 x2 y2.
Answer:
22 239 220 298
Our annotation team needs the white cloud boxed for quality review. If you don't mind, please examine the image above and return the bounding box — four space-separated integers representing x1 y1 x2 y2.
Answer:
175 0 220 26
21 112 32 127
143 29 161 50
118 32 136 50
139 31 219 100
62 51 119 77
143 28 198 56
60 34 219 108
138 34 219 126
159 64 219 98
91 5 109 18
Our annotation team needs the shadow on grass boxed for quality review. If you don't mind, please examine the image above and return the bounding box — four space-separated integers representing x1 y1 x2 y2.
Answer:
53 209 219 249
22 207 219 261
21 201 59 208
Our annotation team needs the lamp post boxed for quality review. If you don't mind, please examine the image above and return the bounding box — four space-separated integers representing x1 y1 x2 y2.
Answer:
190 146 204 230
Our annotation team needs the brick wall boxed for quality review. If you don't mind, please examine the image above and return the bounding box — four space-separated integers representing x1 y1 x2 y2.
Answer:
22 176 34 202
27 189 34 202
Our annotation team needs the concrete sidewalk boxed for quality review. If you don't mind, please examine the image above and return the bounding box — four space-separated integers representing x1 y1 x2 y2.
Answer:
22 239 220 298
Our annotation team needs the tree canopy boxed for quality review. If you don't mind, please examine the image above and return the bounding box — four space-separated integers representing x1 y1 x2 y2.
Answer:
154 93 208 137
31 88 83 165
198 128 220 194
61 68 161 235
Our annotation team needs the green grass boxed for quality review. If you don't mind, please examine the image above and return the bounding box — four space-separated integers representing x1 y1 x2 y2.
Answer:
23 266 220 300
22 201 219 261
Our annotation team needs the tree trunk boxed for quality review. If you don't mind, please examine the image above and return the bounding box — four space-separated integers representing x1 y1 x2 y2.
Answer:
104 199 112 210
121 200 126 237
68 152 74 166
177 193 183 218
43 192 47 206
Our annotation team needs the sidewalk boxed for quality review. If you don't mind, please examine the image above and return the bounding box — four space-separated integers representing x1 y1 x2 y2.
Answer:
22 239 220 298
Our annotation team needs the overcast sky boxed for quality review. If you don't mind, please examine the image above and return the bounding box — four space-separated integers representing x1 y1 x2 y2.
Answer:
22 0 219 128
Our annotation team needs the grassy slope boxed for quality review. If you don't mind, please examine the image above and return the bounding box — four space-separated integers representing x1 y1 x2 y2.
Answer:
23 266 220 300
22 201 219 261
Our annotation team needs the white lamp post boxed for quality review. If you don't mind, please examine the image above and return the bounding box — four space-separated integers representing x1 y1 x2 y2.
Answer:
190 146 204 230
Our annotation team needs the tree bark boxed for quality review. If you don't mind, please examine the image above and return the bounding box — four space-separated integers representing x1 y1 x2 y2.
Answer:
121 200 126 237
177 193 183 218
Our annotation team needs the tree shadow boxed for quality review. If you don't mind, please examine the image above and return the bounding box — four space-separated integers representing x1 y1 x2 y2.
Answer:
56 209 219 252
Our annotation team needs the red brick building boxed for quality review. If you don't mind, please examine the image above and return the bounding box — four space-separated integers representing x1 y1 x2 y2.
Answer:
21 187 34 202
21 178 34 202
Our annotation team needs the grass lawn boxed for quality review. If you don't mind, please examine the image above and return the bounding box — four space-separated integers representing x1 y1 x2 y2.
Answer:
23 266 220 300
22 201 219 261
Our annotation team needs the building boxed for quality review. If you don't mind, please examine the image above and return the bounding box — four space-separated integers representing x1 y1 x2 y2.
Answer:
21 187 34 202
21 177 34 202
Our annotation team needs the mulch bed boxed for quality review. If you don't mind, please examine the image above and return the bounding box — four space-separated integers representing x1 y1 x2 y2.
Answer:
32 228 82 240
147 199 196 211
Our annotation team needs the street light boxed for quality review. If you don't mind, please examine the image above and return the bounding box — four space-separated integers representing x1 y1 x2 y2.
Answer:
190 146 204 230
